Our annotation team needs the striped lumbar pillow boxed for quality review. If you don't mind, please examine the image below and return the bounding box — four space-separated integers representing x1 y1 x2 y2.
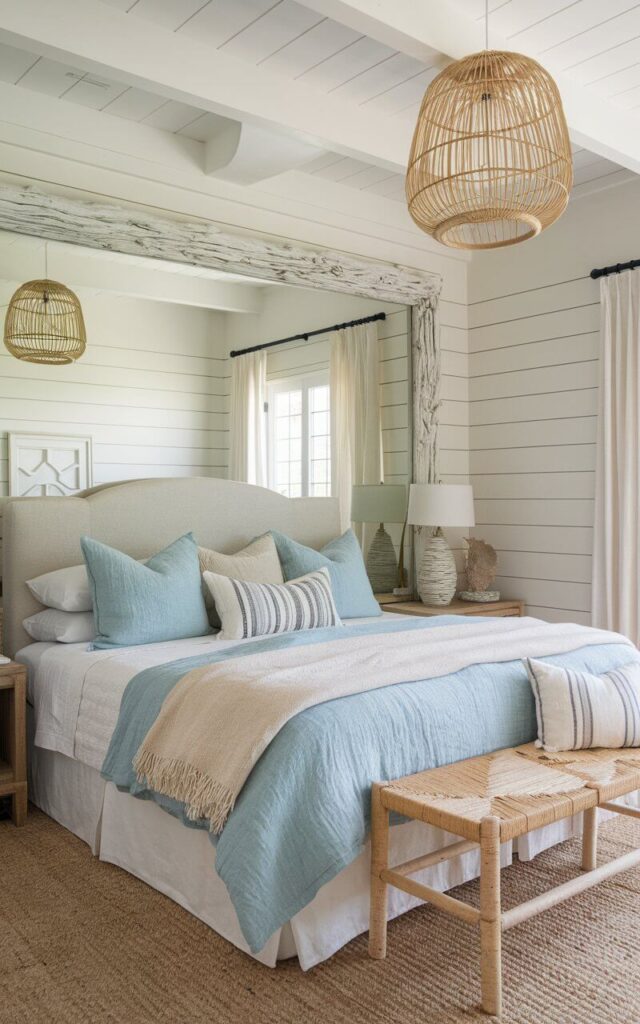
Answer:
526 657 640 753
202 566 341 641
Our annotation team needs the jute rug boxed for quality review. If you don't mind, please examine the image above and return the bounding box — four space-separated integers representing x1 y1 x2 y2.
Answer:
1 809 640 1024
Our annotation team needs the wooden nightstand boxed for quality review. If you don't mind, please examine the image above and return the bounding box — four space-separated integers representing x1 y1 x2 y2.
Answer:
0 661 27 826
374 593 410 607
381 598 524 619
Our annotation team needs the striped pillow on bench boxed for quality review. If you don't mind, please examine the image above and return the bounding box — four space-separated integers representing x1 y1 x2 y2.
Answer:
526 657 640 753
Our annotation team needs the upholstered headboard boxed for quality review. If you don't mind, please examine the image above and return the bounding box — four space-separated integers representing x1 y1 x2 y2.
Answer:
2 477 341 658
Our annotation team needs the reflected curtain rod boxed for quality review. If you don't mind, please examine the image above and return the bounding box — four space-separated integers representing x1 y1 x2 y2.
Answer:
590 259 640 280
229 311 386 359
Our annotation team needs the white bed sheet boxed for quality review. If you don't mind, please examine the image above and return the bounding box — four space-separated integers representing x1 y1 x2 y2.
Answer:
18 623 633 971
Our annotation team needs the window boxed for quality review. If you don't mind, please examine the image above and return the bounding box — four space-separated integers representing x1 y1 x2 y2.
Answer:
267 372 331 498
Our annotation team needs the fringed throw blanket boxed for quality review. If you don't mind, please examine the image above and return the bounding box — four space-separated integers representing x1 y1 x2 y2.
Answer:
133 616 631 834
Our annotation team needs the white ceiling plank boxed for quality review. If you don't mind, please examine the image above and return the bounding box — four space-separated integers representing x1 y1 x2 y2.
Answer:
177 0 279 48
570 166 637 199
615 83 640 108
222 0 322 62
363 172 405 197
177 111 232 141
489 1 580 41
262 17 360 75
592 61 640 96
311 155 366 179
101 85 167 119
0 0 413 172
538 6 640 71
298 35 396 91
17 56 82 96
301 150 344 172
127 0 211 32
362 67 437 115
142 99 209 132
338 164 396 188
64 75 129 110
568 37 640 85
508 0 636 56
98 0 136 9
573 155 623 184
330 50 425 104
0 41 38 83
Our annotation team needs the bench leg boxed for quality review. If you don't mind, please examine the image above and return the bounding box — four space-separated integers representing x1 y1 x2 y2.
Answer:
369 782 390 959
480 816 502 1017
582 806 598 871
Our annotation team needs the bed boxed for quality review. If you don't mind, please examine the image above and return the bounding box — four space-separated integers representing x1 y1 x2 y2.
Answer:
4 477 639 970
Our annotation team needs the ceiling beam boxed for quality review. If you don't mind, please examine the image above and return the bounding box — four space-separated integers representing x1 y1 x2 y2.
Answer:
301 0 640 176
0 0 410 173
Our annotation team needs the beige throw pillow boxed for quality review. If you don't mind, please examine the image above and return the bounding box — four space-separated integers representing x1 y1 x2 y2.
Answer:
198 534 284 628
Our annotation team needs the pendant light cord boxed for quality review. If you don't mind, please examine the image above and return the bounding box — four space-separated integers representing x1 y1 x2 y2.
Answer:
485 0 489 50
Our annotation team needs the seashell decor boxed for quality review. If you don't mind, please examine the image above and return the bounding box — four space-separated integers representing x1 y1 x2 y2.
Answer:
461 537 499 602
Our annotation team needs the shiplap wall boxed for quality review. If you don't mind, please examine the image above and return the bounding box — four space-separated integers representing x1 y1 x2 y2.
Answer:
468 178 640 624
0 286 230 491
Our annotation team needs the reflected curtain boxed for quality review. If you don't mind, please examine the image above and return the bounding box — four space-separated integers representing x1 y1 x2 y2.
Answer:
330 321 382 541
229 350 267 487
592 271 640 645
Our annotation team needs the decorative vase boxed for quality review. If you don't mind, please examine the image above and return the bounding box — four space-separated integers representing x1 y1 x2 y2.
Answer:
417 528 457 606
366 524 398 593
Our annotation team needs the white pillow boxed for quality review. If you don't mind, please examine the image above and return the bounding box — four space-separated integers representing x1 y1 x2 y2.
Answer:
526 657 640 753
26 563 91 612
203 567 341 641
23 609 95 644
198 534 284 627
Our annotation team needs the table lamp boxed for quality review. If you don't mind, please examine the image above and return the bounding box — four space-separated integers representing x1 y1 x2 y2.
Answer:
407 484 475 605
351 484 408 594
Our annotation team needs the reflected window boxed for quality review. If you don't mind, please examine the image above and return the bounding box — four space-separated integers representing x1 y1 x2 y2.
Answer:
267 372 331 498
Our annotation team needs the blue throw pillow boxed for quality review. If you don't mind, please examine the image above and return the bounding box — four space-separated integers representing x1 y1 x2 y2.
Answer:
269 528 381 619
81 532 210 649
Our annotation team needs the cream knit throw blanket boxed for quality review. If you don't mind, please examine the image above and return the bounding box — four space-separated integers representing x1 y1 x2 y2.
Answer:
133 617 632 833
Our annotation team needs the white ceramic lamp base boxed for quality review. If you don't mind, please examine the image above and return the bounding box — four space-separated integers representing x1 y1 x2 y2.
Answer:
417 530 457 606
366 524 398 593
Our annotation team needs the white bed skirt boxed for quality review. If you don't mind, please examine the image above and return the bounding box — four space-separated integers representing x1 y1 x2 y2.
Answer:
27 721 638 970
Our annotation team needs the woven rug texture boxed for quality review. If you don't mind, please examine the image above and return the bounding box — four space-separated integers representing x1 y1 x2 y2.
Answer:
1 808 639 1024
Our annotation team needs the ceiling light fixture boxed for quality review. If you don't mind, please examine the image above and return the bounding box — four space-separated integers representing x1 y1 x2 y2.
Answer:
405 1 573 249
4 243 87 364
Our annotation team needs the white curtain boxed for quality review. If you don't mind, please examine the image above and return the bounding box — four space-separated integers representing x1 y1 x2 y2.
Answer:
229 350 267 487
330 321 382 538
592 272 640 645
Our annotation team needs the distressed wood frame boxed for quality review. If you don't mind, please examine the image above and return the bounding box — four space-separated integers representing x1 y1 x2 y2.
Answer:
0 185 443 491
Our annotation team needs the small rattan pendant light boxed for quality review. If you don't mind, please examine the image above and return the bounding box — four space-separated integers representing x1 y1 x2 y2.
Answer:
4 243 86 364
405 2 573 250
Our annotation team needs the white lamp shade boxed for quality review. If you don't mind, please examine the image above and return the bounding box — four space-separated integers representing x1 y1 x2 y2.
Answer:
350 484 407 524
407 484 475 528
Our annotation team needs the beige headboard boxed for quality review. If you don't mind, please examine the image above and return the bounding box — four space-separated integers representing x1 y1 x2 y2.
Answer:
2 477 341 658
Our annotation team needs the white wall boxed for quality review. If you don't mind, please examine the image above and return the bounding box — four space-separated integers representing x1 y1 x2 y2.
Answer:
0 287 230 491
468 178 640 624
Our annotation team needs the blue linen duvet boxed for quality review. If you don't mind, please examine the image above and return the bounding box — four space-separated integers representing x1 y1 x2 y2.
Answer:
101 616 639 953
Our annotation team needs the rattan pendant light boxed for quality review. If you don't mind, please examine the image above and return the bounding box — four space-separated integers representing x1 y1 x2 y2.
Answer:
406 4 573 250
4 244 86 364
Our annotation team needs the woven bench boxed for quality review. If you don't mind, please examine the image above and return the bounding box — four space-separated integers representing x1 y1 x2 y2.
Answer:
369 744 640 1016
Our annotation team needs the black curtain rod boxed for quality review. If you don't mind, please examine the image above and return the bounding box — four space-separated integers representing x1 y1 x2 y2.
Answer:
590 258 640 280
229 312 386 359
